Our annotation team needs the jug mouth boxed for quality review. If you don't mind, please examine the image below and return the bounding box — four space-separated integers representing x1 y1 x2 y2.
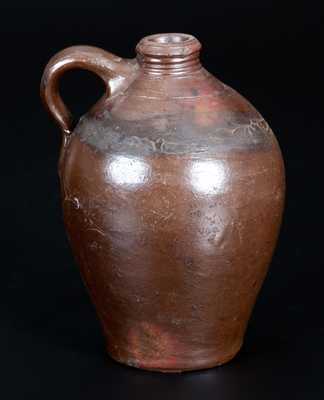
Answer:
136 33 201 57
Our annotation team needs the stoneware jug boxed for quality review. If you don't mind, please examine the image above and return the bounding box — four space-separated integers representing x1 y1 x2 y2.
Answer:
41 33 285 372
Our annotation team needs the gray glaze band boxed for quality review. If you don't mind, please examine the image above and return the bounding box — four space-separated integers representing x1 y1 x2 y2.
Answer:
76 110 274 156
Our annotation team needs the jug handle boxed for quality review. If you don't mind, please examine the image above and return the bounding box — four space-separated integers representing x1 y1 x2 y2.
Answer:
40 45 138 136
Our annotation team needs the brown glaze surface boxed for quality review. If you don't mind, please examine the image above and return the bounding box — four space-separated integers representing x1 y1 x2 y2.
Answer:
41 33 285 372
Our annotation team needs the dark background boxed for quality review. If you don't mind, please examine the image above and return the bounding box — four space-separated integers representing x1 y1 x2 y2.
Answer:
1 1 323 398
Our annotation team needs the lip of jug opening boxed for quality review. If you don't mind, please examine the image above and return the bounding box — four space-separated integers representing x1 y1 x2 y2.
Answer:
136 33 202 75
136 33 201 56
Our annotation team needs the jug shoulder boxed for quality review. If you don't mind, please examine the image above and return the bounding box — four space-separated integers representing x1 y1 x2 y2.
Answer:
75 73 277 157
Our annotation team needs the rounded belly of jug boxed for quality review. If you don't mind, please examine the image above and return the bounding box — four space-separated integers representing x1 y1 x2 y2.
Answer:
60 134 285 372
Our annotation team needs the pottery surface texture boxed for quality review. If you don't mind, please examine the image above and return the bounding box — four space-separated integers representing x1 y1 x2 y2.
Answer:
41 33 285 372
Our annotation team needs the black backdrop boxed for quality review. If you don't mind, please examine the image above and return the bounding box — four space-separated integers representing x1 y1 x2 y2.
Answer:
1 1 323 398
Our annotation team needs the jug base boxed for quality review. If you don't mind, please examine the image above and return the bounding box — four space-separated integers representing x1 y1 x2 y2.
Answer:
106 342 242 373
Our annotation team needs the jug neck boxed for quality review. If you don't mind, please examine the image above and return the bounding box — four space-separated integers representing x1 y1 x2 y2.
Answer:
136 33 202 76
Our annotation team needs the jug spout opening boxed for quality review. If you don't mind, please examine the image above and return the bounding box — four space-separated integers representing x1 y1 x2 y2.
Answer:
136 33 202 75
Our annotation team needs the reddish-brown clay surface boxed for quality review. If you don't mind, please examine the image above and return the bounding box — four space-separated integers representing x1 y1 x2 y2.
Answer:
41 33 285 372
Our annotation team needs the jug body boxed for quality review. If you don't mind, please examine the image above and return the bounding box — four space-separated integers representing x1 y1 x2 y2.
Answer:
41 33 285 372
